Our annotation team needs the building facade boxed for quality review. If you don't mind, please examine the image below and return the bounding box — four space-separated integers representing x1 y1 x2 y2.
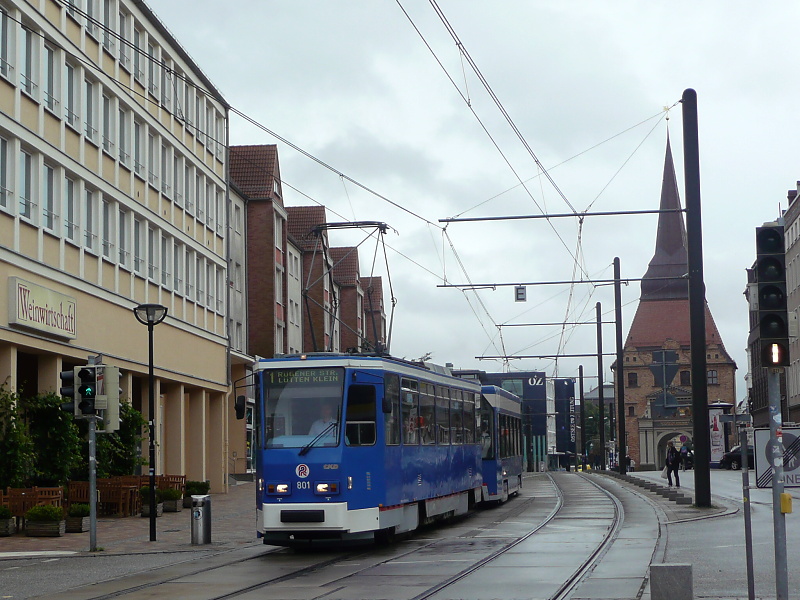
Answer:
0 0 235 490
779 183 800 425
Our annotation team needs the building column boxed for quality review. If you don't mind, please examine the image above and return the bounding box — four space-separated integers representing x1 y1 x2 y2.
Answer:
0 345 18 392
38 355 60 396
163 383 186 476
208 391 227 494
187 388 207 484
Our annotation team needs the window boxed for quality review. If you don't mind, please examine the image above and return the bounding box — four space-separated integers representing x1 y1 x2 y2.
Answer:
195 95 203 142
627 372 638 388
133 218 143 273
118 11 130 69
43 164 55 231
133 120 143 176
161 144 170 196
102 0 114 52
173 155 181 205
345 385 376 446
401 378 419 445
680 370 690 386
205 107 213 152
217 190 224 234
84 189 96 250
147 42 158 96
436 387 450 444
173 243 182 293
147 132 157 186
160 57 171 109
84 79 97 141
196 256 204 304
628 405 635 417
384 374 401 445
206 263 213 307
118 209 128 267
0 7 11 79
118 108 128 164
234 205 241 233
43 45 57 112
101 198 112 258
133 27 143 81
20 26 37 98
0 136 8 210
18 151 33 221
147 227 157 280
185 248 194 299
184 163 193 213
419 383 435 445
64 62 78 128
196 173 204 221
85 0 98 37
65 0 78 21
63 177 76 241
102 94 114 153
183 75 193 125
205 181 213 227
161 236 170 286
707 370 719 385
216 268 223 312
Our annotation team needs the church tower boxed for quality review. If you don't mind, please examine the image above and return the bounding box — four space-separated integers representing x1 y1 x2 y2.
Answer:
620 137 736 470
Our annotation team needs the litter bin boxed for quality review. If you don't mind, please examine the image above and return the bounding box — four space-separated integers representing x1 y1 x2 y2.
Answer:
191 494 211 545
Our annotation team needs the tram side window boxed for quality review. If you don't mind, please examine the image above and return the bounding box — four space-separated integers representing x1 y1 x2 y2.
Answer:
384 373 401 445
463 393 475 443
451 390 463 444
419 382 436 445
480 403 494 459
345 385 376 446
401 378 419 445
435 385 450 445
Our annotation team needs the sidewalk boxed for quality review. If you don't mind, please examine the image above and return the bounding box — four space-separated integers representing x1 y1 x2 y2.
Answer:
0 481 260 558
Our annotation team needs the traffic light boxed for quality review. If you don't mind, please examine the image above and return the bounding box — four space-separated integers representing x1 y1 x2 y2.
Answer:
77 366 97 414
59 366 79 416
756 224 789 367
101 366 121 432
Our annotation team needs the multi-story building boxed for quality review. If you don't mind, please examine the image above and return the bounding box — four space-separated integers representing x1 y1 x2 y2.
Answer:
621 139 736 470
0 0 232 490
286 205 339 353
330 246 364 353
780 183 800 424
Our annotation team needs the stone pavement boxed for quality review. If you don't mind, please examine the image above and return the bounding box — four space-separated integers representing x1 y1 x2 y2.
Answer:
0 481 260 558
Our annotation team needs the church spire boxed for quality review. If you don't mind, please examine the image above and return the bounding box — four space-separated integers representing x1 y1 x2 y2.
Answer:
640 136 689 301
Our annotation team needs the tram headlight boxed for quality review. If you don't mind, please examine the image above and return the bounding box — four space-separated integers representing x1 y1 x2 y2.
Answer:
314 481 340 495
266 482 291 495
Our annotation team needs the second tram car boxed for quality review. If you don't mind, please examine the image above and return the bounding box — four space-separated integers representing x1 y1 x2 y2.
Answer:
479 385 524 502
243 353 485 545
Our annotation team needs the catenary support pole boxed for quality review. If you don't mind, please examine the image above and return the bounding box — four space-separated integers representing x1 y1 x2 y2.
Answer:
579 365 585 467
768 368 789 600
614 257 626 474
682 88 710 507
596 302 605 470
739 424 755 600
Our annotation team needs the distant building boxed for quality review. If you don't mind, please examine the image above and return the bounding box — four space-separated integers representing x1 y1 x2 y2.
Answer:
620 138 736 470
330 247 364 353
361 275 388 353
777 183 800 425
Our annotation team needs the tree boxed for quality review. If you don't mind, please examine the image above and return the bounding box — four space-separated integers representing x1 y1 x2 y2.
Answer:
0 384 35 489
21 392 82 486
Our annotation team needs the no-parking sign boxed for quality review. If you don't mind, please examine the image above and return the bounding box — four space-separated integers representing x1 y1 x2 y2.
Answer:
754 427 800 488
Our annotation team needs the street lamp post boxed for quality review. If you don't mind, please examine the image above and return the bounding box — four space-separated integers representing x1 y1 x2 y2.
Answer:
133 303 168 542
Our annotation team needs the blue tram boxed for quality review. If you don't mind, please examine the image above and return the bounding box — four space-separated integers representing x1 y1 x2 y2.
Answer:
242 353 484 545
479 385 524 502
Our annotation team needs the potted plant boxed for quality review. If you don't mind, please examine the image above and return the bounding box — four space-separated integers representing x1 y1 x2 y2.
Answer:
139 486 164 517
160 488 183 512
183 480 211 508
65 503 90 533
0 506 15 536
25 505 66 537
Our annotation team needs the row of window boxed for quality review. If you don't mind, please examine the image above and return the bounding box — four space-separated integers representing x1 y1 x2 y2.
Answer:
625 370 719 387
384 375 479 446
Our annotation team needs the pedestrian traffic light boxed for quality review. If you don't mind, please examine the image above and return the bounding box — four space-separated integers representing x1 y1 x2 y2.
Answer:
59 366 79 416
77 366 97 414
756 224 789 367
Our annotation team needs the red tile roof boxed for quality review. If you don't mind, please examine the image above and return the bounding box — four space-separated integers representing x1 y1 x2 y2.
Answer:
625 299 725 349
286 205 327 250
229 145 281 204
330 247 360 286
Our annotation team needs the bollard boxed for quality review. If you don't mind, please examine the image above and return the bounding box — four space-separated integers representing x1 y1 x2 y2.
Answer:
190 494 211 544
650 563 692 600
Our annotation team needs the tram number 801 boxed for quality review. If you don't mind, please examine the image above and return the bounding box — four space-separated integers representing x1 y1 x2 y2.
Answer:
297 481 311 490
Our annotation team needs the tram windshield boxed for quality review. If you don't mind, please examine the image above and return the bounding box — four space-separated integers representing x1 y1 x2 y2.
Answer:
261 367 345 449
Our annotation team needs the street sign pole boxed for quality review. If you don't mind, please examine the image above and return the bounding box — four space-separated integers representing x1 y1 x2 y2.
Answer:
767 368 788 600
739 424 755 600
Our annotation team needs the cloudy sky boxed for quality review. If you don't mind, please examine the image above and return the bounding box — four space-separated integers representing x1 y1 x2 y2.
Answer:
147 1 800 398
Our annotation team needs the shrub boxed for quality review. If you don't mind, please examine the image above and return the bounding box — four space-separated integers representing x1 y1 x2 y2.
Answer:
67 503 90 518
25 504 65 522
139 486 164 502
160 488 183 502
0 505 11 519
185 480 210 497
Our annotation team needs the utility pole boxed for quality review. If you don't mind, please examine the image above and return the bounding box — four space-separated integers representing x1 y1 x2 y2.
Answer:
614 257 626 474
682 88 711 507
596 302 606 470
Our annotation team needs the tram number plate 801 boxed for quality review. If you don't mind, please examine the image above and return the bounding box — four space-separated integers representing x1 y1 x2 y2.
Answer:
297 481 311 490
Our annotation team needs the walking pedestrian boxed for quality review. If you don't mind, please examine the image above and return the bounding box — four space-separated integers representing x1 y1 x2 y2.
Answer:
665 440 681 487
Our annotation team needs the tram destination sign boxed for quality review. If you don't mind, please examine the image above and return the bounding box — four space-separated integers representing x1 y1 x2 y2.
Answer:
754 427 800 488
269 368 343 385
